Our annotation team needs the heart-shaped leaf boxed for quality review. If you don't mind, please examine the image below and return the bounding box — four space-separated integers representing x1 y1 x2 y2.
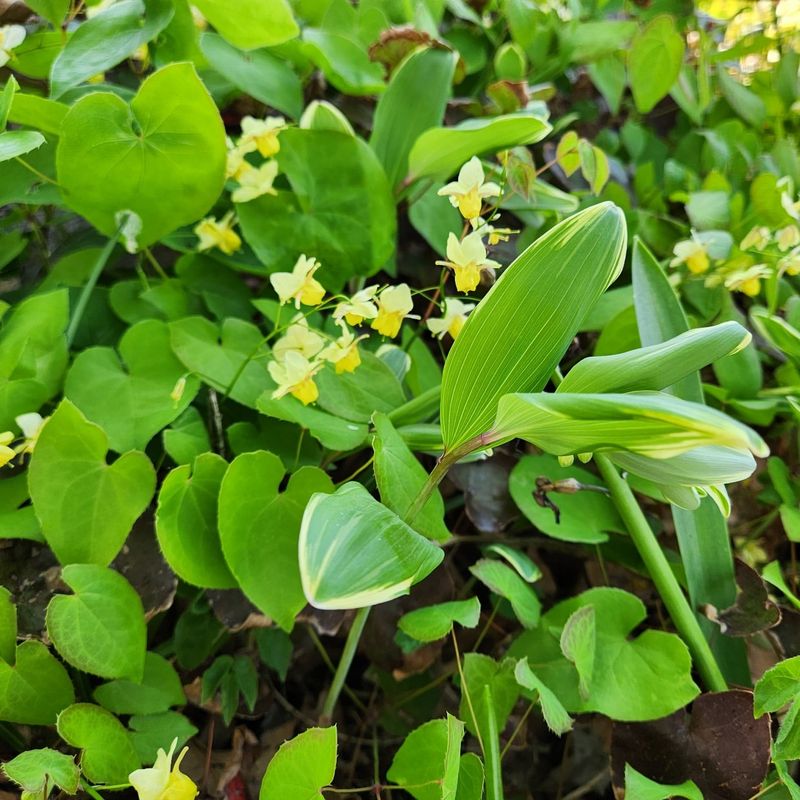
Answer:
66 319 199 453
2 748 80 798
155 452 235 589
299 482 444 610
398 597 481 643
191 0 298 50
56 703 140 785
128 711 198 764
0 131 46 163
29 399 156 566
93 652 185 715
46 564 147 681
0 641 74 725
218 451 334 631
56 63 226 248
260 726 336 800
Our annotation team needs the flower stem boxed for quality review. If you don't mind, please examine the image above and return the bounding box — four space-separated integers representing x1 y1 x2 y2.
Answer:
594 453 727 692
66 234 118 347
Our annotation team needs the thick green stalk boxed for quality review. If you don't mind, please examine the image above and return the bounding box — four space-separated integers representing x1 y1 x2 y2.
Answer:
594 453 727 692
66 235 118 346
320 604 370 724
481 686 504 800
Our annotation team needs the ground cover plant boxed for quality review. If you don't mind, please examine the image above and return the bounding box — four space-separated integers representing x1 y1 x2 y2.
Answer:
0 0 798 798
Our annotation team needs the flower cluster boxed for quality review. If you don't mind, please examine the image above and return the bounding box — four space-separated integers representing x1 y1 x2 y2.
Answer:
0 413 45 469
194 115 288 256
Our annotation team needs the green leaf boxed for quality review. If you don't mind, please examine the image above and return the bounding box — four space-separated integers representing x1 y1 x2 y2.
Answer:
199 33 303 119
455 753 484 800
66 319 199 453
219 451 334 631
751 309 800 361
56 703 141 785
457 654 518 738
57 63 226 248
25 0 70 26
398 597 481 643
577 140 609 195
46 564 146 681
373 413 449 542
623 765 703 800
29 399 155 566
469 559 540 628
370 47 456 188
509 454 623 544
628 16 685 114
0 587 16 665
2 749 80 800
0 131 46 163
513 658 573 735
492 391 767 460
155 452 236 589
508 588 700 720
8 93 68 136
94 652 185 715
170 317 269 408
408 113 551 181
128 711 198 765
718 68 766 127
0 77 17 132
299 482 444 610
301 29 385 96
260 726 337 800
558 322 750 395
192 0 298 49
50 0 175 98
482 544 540 582
754 655 800 717
559 606 595 698
386 715 465 800
440 203 626 451
163 407 211 466
0 641 74 725
237 129 395 290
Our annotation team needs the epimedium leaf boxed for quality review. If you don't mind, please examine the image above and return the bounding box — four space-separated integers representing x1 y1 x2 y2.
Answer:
457 655 519 738
559 606 595 699
440 203 626 452
163 407 211 466
0 131 46 163
370 46 457 189
469 558 540 629
455 753 484 800
557 322 751 395
0 641 74 725
513 658 573 736
259 726 337 800
25 0 70 26
373 412 450 542
155 452 236 590
46 564 147 682
398 597 481 643
0 587 16 664
298 482 444 610
407 112 551 181
628 15 685 114
50 0 175 98
301 29 385 96
28 399 155 566
8 92 68 136
65 319 199 453
56 703 141 785
237 128 396 291
508 587 700 720
754 655 800 717
93 652 185 716
128 711 198 765
192 0 298 50
169 317 270 409
491 391 768 460
56 63 226 248
386 715 465 800
218 451 334 631
623 765 703 800
2 749 80 799
482 543 541 582
508 453 624 544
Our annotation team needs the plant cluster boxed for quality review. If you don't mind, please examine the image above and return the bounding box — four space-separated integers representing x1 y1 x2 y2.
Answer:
0 0 799 799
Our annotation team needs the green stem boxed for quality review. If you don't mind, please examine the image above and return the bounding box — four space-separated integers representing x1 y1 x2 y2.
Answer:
386 384 442 427
66 234 118 346
320 605 370 724
481 686 504 800
594 453 727 692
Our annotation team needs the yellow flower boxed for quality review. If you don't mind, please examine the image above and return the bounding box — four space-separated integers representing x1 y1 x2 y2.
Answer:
670 237 710 274
427 297 474 340
371 284 416 338
320 322 367 374
436 232 502 293
0 25 25 68
739 226 771 251
724 264 771 296
268 351 322 405
272 316 325 362
270 255 325 309
471 216 516 245
189 4 207 28
194 212 241 255
231 160 279 204
225 139 249 181
14 413 44 455
780 248 800 276
437 157 501 221
239 116 287 158
0 431 15 468
333 285 379 326
129 739 197 800
778 225 800 252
